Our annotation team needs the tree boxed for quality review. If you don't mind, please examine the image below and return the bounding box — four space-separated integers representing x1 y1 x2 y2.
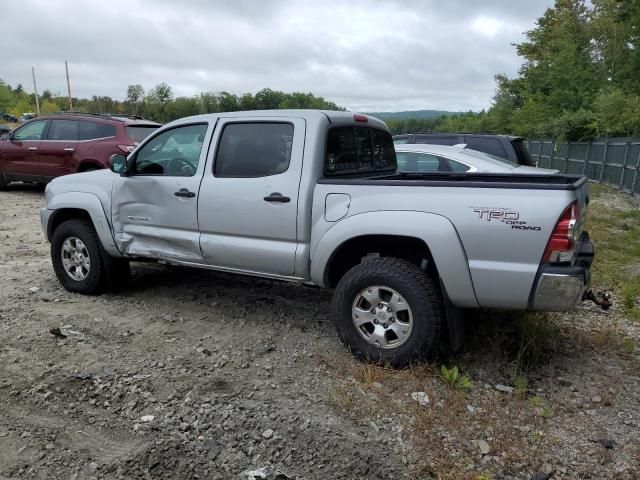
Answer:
126 84 145 115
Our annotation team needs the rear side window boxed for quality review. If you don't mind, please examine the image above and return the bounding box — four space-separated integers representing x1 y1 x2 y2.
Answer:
215 123 293 178
326 126 396 176
396 152 449 172
47 120 79 141
447 159 471 172
464 137 507 159
79 121 116 140
126 126 160 142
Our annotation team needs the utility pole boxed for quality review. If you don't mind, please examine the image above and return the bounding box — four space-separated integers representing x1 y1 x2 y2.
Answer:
31 67 40 116
65 60 73 112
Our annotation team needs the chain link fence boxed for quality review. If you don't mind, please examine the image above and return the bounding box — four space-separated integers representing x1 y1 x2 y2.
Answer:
527 138 640 195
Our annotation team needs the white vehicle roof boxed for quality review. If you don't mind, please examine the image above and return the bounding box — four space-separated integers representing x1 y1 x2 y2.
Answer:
394 143 559 174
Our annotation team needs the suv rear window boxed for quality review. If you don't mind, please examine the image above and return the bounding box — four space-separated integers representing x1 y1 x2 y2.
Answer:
326 126 396 176
511 138 536 166
464 137 507 159
126 126 160 142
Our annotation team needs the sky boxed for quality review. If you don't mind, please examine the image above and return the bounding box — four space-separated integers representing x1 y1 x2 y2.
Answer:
2 0 555 112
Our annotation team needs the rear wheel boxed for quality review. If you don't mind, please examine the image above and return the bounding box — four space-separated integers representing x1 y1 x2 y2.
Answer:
333 257 443 367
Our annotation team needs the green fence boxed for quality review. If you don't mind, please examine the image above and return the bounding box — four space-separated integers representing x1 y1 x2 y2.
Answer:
527 138 640 195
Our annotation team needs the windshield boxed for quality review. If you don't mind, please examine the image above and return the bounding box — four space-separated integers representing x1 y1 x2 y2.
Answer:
126 125 160 142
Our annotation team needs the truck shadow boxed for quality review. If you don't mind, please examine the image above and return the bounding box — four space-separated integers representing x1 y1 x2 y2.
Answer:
123 263 591 380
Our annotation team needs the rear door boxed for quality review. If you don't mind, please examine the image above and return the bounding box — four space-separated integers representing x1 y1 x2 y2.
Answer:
2 119 48 178
40 119 79 176
111 122 211 263
197 118 304 276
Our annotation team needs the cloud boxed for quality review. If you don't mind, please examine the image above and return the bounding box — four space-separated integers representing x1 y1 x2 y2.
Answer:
1 0 553 111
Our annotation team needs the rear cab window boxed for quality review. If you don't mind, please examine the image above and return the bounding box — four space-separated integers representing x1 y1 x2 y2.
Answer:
325 126 396 176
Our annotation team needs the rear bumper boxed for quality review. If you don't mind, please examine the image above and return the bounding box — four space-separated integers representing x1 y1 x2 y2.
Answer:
530 233 593 311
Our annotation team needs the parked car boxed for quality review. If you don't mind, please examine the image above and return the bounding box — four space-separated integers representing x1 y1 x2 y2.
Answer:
393 133 536 166
395 144 559 174
41 110 593 366
0 113 160 188
18 113 37 123
0 113 18 123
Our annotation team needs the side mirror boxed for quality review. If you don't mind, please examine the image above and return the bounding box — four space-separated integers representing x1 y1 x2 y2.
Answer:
109 154 127 174
0 131 11 141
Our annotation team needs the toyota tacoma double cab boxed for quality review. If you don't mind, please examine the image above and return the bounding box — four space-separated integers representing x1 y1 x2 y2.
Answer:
41 110 594 365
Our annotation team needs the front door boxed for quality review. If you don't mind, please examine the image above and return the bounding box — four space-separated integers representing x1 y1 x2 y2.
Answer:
3 119 49 178
111 122 211 263
197 118 304 276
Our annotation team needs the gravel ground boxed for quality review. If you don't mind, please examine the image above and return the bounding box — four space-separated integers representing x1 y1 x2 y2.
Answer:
0 184 638 480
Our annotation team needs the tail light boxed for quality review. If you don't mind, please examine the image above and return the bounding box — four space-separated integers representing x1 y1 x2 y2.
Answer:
353 114 368 123
118 144 135 153
543 201 581 263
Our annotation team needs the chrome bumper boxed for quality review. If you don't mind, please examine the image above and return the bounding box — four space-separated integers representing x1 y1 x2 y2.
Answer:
532 269 588 311
531 232 593 311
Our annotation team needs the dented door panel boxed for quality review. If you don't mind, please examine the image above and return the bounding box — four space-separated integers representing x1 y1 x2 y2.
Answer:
111 122 212 263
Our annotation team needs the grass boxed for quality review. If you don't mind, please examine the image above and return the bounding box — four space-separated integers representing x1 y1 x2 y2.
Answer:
586 183 640 319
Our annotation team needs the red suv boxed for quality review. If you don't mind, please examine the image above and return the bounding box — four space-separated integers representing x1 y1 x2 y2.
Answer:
0 113 160 188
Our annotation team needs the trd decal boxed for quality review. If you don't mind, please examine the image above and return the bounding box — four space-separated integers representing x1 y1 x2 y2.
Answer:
471 207 541 231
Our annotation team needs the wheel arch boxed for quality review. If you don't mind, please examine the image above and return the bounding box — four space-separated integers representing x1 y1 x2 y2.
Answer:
46 192 122 258
311 211 478 308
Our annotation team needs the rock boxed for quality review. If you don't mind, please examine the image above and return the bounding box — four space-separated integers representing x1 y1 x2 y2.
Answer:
140 415 155 422
243 467 267 479
591 395 602 403
495 384 514 394
596 438 615 449
478 439 490 455
530 473 551 480
261 428 274 439
411 391 429 406
372 382 383 389
28 286 40 293
72 371 92 381
49 327 67 339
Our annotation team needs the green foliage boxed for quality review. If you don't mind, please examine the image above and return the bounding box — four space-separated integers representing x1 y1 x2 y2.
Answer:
0 79 344 123
514 376 528 396
529 396 552 418
440 365 471 390
389 0 640 140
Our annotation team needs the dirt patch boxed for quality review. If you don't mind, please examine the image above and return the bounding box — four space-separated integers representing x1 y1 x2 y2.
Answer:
0 184 639 479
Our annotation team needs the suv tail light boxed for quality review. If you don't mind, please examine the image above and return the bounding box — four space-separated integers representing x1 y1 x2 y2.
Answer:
543 201 581 264
118 144 135 153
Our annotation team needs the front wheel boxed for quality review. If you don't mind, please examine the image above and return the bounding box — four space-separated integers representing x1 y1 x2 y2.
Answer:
333 257 443 367
51 219 129 294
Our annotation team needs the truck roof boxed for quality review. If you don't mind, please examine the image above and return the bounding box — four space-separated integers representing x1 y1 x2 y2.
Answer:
165 110 389 130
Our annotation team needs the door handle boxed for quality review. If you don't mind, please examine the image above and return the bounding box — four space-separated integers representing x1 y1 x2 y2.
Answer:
28 147 38 151
174 188 196 198
64 148 75 152
263 192 291 203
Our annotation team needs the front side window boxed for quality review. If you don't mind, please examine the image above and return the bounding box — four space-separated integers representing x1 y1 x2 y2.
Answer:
133 124 207 176
13 120 47 141
79 121 116 140
47 120 79 141
214 123 293 178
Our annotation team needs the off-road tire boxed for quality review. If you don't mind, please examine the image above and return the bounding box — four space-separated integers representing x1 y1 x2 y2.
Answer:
333 257 443 367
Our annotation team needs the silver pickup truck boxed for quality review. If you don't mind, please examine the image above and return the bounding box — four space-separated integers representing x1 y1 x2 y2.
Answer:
41 110 594 365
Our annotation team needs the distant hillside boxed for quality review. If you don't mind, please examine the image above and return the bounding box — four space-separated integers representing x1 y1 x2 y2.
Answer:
365 110 460 121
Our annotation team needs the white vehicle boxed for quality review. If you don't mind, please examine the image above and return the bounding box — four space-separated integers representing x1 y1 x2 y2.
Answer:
395 144 559 174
